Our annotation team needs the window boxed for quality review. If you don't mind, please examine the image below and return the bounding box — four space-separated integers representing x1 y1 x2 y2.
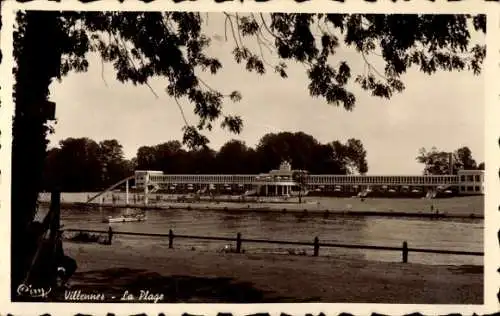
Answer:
467 186 474 192
460 175 465 182
467 175 474 182
475 175 480 182
475 186 480 192
461 186 466 191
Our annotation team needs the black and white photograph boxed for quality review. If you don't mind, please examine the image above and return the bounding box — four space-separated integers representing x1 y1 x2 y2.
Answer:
1 3 496 313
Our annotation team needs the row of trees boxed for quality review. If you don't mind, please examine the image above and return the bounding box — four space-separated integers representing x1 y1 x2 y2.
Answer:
42 132 369 191
42 135 484 192
42 138 133 192
136 132 368 175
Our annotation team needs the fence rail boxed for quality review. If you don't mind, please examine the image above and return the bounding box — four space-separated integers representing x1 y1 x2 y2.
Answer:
61 227 483 263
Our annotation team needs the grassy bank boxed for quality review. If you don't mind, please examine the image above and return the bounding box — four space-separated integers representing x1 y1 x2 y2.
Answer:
56 242 483 304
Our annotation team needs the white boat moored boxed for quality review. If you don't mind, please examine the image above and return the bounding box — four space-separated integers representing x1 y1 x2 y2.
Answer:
106 213 147 223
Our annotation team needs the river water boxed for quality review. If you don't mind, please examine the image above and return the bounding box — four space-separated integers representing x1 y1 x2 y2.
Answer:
52 204 483 266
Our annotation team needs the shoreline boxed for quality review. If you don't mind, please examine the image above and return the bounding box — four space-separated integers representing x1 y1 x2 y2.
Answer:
40 200 484 220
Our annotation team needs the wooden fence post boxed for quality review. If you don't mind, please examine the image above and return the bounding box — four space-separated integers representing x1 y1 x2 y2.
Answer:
169 229 174 249
108 226 113 245
402 241 408 263
313 236 319 256
236 232 242 253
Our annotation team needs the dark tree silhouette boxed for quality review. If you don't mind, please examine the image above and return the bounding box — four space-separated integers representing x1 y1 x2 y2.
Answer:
330 139 369 175
55 138 102 191
455 146 478 170
217 140 254 174
11 11 485 296
42 138 132 191
256 132 320 172
136 145 159 171
98 139 130 188
186 147 218 174
41 132 368 192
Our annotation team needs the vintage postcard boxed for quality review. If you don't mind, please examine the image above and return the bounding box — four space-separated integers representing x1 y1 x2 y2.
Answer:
0 1 499 315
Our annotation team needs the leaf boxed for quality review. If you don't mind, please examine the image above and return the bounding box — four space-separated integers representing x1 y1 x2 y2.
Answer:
220 116 243 134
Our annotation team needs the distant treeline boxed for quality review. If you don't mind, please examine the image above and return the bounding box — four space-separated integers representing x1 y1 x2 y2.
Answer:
42 132 368 192
42 131 484 193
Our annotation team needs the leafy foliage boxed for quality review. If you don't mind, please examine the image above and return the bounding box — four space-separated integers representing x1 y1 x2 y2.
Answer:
416 146 481 175
136 132 369 177
15 12 486 149
216 140 257 174
42 138 132 191
331 139 368 175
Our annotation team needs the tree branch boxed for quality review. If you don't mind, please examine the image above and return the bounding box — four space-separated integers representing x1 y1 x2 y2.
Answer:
251 13 275 48
224 13 241 48
112 32 159 98
259 13 285 42
234 13 245 47
255 35 275 69
361 50 389 82
174 96 190 127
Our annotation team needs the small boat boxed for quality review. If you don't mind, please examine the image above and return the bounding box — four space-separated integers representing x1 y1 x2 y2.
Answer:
105 213 147 223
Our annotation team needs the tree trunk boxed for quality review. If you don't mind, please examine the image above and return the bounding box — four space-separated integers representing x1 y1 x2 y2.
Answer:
11 11 62 299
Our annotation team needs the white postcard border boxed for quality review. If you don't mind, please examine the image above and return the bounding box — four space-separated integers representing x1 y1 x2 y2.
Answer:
1 1 498 315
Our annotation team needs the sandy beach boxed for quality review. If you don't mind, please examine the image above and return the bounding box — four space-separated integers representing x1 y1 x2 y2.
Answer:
59 241 483 304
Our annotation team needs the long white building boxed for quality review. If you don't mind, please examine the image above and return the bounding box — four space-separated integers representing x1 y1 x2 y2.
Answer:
135 161 484 196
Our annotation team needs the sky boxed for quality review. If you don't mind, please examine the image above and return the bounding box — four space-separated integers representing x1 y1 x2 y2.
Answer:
47 13 485 175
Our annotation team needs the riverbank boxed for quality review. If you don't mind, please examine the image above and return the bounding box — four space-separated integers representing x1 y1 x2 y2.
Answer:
57 242 483 304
